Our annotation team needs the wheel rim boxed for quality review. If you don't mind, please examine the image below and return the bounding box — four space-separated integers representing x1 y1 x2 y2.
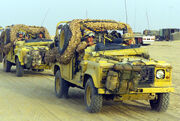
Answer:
86 85 92 107
60 31 65 49
56 77 60 93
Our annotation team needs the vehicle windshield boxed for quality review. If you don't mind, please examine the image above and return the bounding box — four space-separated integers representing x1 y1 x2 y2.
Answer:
25 38 53 43
92 30 125 44
16 32 52 43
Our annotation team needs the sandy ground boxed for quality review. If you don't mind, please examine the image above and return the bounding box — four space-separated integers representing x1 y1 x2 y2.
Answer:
0 41 180 121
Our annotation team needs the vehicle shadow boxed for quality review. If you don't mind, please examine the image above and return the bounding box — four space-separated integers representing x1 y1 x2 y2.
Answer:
9 67 54 77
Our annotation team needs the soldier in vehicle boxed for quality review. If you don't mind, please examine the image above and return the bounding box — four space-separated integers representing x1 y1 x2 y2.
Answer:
85 32 95 46
75 31 95 73
38 32 44 39
17 32 25 41
76 31 95 53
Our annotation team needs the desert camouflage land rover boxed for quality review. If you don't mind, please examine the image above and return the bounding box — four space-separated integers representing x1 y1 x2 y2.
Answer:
0 24 53 77
46 19 174 113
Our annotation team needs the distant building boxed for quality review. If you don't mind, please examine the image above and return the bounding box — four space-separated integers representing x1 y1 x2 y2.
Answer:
159 28 180 41
171 32 180 41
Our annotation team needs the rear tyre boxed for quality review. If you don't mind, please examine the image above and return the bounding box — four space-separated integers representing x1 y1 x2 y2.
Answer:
16 58 24 77
55 70 69 98
150 93 169 112
84 78 103 113
3 58 12 72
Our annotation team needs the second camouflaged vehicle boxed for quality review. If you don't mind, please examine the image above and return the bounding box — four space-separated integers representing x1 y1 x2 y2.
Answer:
46 19 174 113
0 24 53 77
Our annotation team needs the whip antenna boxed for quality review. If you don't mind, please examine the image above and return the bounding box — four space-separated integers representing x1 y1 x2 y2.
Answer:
146 10 150 30
41 8 50 26
124 0 128 23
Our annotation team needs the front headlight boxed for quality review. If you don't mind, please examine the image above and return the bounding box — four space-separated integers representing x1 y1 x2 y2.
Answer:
156 70 165 79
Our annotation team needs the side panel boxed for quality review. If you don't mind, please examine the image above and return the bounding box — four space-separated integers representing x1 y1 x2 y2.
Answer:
84 61 103 88
60 60 73 81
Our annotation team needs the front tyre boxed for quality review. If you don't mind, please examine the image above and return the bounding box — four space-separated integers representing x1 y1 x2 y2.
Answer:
55 70 69 98
84 78 103 113
150 93 169 112
3 58 12 72
16 58 24 77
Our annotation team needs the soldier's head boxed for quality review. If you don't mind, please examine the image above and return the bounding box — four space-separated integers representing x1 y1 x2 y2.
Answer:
18 32 24 38
84 31 95 46
39 32 44 38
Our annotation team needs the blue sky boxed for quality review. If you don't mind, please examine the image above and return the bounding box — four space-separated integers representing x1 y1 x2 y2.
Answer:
0 0 180 35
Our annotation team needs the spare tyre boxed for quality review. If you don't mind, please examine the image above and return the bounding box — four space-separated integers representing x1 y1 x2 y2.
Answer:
58 25 72 55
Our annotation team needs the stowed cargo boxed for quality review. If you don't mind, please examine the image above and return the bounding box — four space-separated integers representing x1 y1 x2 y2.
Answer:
1 24 53 77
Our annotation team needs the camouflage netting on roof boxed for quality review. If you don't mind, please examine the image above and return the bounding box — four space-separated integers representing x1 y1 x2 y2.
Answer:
81 20 127 30
46 19 134 65
9 24 51 41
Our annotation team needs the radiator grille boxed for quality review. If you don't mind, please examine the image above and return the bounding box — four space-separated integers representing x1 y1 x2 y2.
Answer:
138 66 155 86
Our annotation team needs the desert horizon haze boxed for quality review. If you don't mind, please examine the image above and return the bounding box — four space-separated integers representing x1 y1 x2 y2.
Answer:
0 0 180 34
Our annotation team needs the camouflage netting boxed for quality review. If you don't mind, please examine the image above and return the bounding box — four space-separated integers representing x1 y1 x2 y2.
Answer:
46 19 134 65
9 24 51 41
81 20 126 30
44 47 59 65
3 42 14 55
0 24 51 55
57 19 82 64
76 41 88 53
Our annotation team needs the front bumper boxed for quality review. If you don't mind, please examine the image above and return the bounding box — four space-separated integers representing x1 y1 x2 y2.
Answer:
98 87 174 94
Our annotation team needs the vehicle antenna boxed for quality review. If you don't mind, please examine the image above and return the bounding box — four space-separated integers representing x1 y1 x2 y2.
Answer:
134 1 136 32
41 8 50 26
124 0 128 23
146 10 150 30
